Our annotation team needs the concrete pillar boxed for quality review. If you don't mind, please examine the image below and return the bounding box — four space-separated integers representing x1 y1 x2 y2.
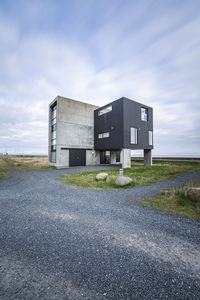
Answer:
144 149 152 166
120 149 131 168
110 151 116 164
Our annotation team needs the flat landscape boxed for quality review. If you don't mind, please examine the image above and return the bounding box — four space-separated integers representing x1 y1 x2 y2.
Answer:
0 158 200 299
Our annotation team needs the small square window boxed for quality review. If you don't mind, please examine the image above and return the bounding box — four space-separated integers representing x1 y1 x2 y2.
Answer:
98 133 103 139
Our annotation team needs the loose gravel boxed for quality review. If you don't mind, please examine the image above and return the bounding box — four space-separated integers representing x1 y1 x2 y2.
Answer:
0 166 200 300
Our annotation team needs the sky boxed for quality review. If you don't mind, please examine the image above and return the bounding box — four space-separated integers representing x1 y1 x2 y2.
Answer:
0 0 200 156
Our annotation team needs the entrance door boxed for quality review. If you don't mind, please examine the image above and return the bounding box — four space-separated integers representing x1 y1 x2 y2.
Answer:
100 150 110 164
69 149 86 167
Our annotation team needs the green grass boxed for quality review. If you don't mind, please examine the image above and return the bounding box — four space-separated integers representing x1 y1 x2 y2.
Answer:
0 156 55 179
60 161 200 190
0 157 13 179
138 180 200 220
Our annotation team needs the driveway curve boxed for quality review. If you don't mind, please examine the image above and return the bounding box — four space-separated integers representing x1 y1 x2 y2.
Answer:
0 166 200 300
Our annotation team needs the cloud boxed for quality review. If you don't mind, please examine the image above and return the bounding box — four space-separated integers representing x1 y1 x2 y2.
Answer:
0 0 200 155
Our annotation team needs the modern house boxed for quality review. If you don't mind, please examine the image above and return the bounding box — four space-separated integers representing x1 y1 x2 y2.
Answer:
48 96 153 168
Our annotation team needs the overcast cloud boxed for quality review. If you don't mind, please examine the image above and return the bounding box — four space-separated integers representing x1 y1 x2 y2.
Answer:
0 0 200 156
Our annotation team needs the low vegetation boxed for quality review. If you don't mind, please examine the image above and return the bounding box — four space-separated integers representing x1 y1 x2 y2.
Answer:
60 161 200 190
0 156 54 179
138 180 200 221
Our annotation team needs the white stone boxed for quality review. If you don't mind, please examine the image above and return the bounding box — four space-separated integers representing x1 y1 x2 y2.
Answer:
115 176 132 186
96 173 108 181
186 188 200 201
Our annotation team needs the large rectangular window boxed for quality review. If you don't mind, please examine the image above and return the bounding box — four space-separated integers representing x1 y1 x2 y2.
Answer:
141 107 148 122
98 105 112 116
98 132 110 139
130 127 138 144
149 131 153 146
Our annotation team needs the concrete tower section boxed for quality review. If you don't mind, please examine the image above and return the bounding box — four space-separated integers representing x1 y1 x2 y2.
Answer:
48 96 100 168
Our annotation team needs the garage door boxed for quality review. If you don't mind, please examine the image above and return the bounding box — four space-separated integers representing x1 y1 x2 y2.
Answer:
69 149 86 167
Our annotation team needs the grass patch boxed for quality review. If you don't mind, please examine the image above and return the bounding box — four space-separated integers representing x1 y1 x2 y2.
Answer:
60 161 200 190
138 180 200 220
0 156 55 179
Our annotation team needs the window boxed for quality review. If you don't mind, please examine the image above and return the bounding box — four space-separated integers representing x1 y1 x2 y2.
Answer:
52 131 56 139
52 118 56 125
50 103 57 155
116 151 120 162
98 132 110 139
52 124 56 131
52 104 57 118
130 127 138 144
51 139 56 145
149 131 153 146
51 151 56 163
141 107 148 121
98 105 112 116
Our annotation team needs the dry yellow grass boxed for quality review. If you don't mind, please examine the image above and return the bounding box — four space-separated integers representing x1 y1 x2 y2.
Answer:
0 156 54 179
11 156 48 167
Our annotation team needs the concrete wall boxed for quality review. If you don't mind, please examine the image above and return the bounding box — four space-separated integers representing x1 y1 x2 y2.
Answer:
86 150 100 165
56 148 69 168
49 96 99 168
57 122 93 149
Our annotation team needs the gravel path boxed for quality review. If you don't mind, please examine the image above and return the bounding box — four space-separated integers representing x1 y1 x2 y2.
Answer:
0 166 200 299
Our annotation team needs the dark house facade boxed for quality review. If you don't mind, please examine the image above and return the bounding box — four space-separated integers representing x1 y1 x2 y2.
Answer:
94 97 153 166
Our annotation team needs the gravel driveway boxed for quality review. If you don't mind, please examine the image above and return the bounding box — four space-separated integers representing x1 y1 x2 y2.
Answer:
0 166 200 299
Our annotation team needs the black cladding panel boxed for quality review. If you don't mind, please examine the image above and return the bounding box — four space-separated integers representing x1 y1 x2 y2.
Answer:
123 98 153 149
94 97 153 150
94 98 124 150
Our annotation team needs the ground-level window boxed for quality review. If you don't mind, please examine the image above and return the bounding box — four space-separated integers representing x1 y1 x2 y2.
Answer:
51 151 56 163
98 132 110 139
149 131 153 146
141 107 148 122
130 127 138 144
116 151 120 162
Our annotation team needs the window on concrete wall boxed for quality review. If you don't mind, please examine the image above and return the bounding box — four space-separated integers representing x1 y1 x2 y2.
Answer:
141 107 148 121
52 131 56 139
51 151 56 163
149 131 153 146
130 127 138 144
50 103 57 163
98 132 110 139
98 105 112 116
52 124 56 131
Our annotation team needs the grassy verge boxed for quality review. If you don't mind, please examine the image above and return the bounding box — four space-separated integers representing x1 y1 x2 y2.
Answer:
0 157 13 179
0 156 55 179
60 161 200 190
138 180 200 220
